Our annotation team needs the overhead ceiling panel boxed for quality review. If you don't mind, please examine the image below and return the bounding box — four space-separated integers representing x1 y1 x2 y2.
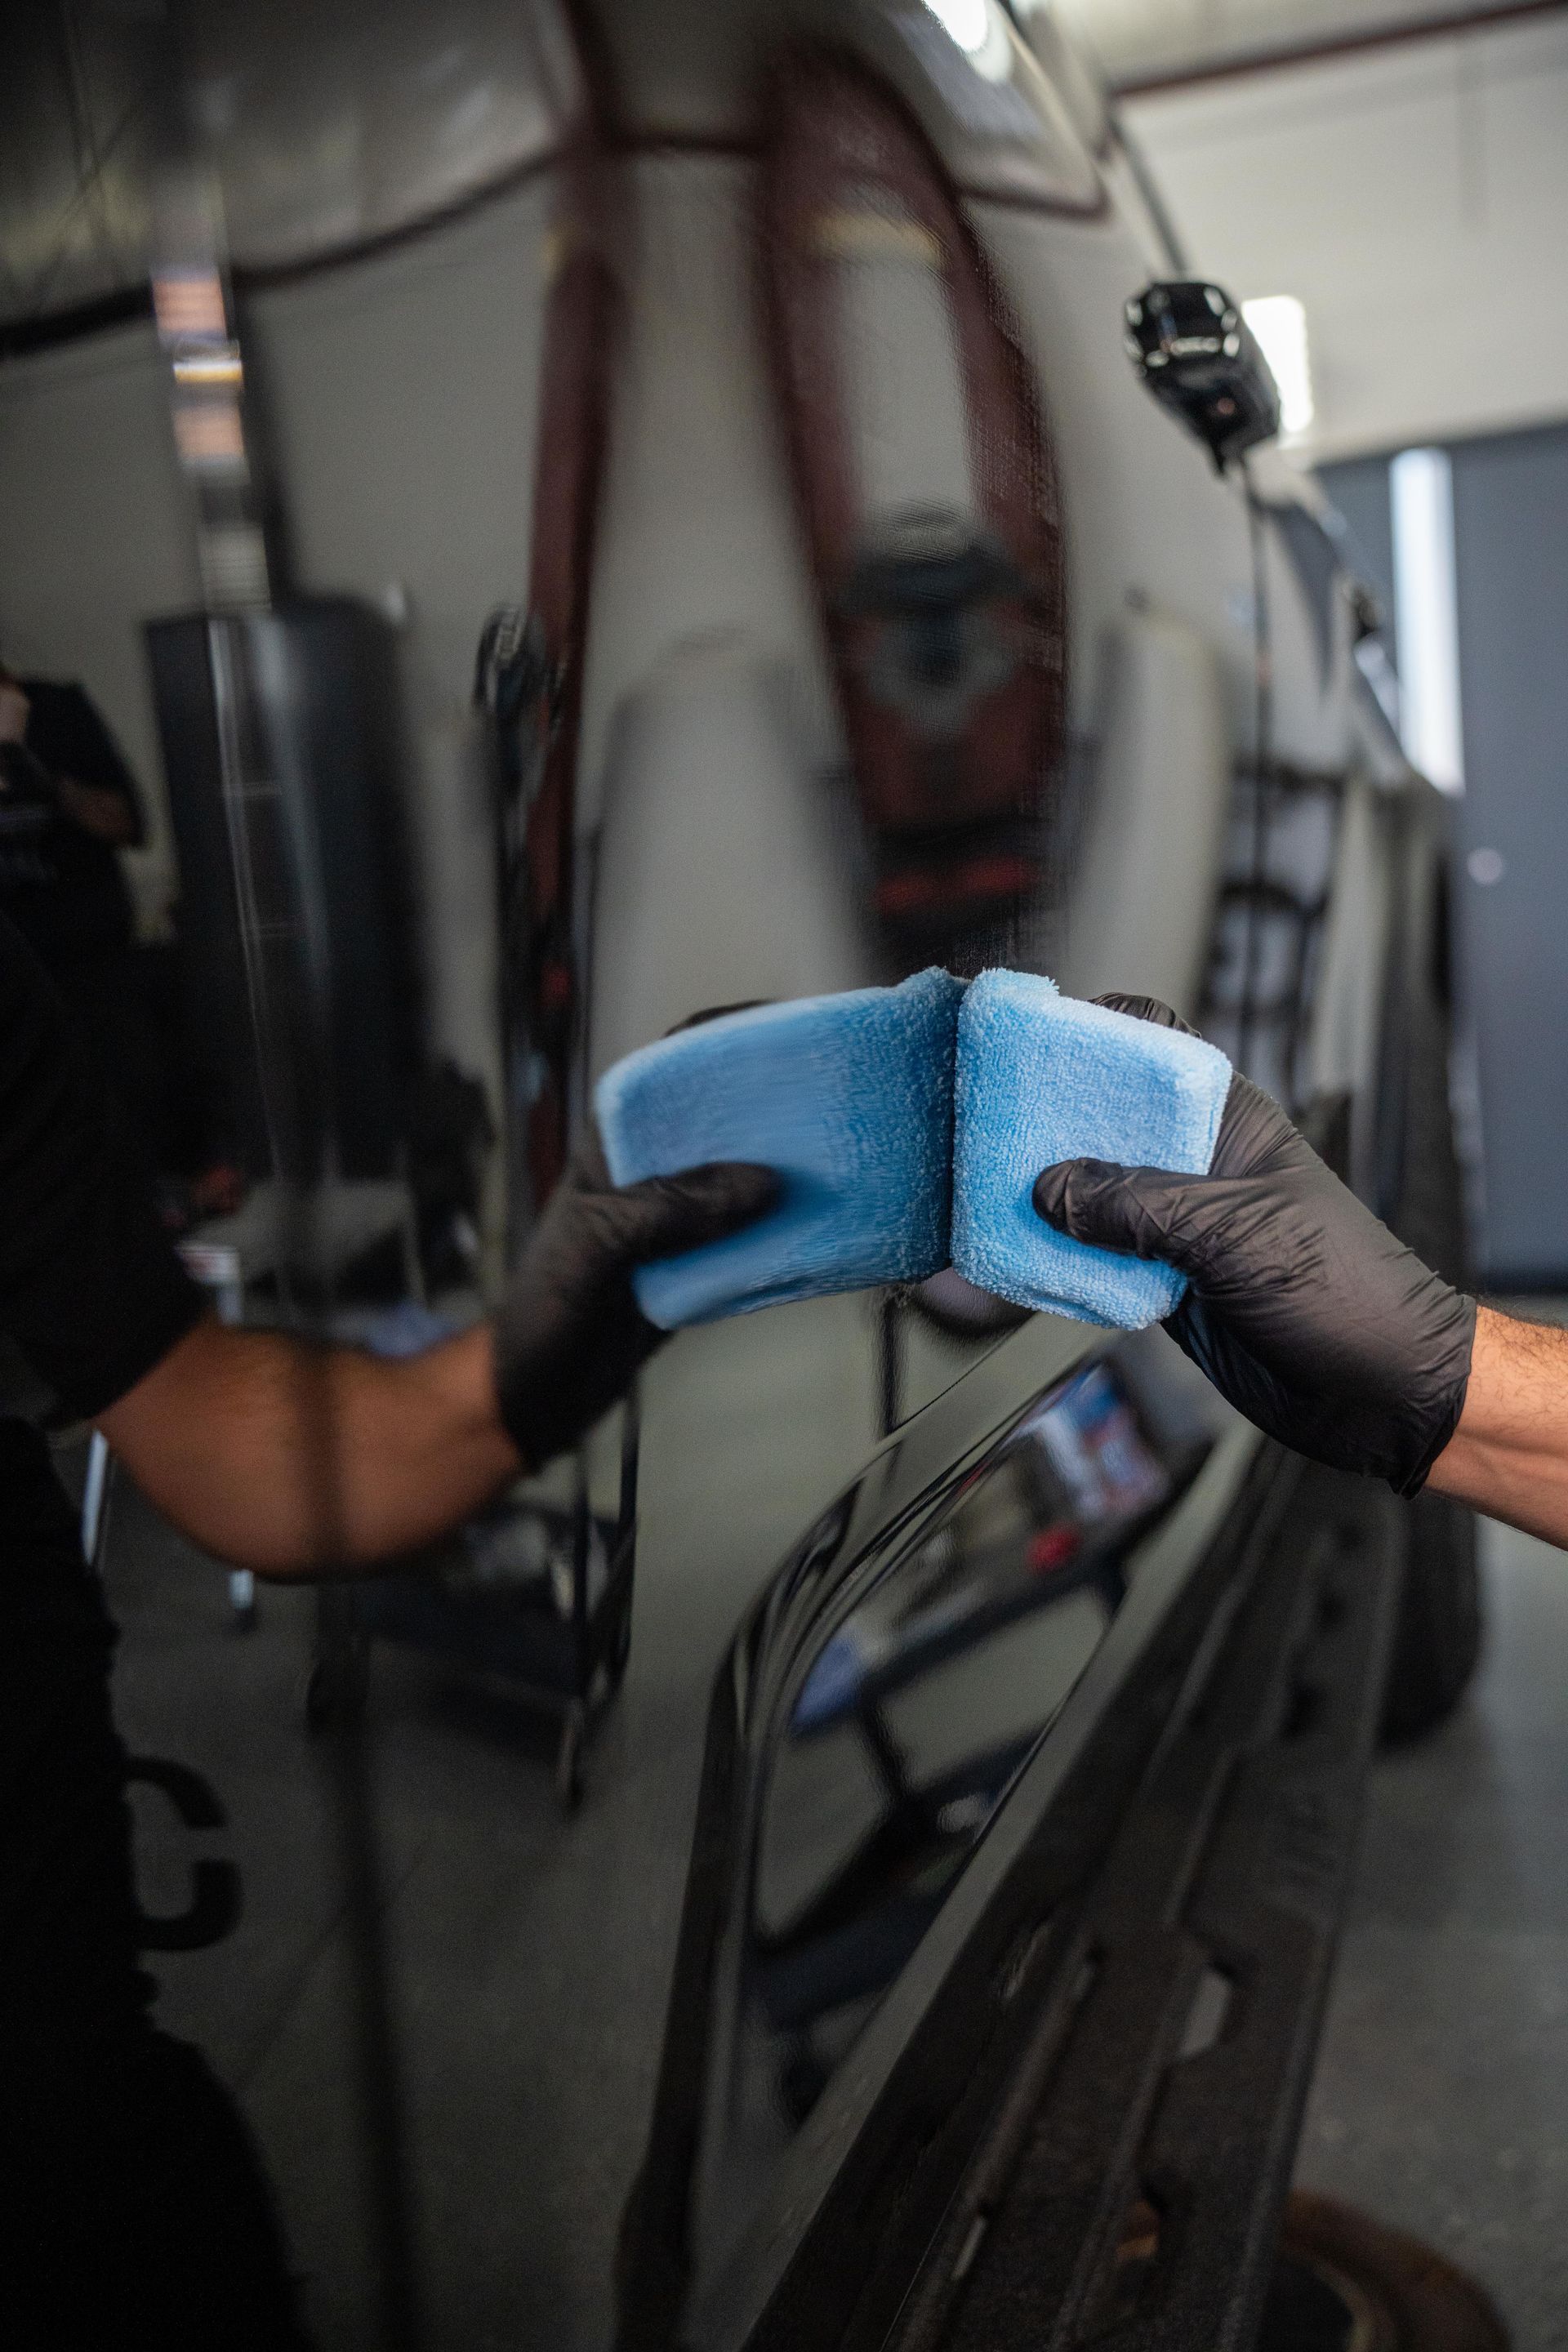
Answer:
0 0 583 340
4 0 1549 345
0 5 161 325
1060 0 1555 91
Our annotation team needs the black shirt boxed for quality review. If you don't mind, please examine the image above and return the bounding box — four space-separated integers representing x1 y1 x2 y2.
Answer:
0 914 203 2038
0 678 144 968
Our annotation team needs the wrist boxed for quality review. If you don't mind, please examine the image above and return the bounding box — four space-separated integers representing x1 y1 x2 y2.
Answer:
1428 1303 1517 1481
1426 1303 1568 1546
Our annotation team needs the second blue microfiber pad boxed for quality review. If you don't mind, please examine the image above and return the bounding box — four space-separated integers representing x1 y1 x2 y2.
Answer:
595 967 964 1329
951 970 1232 1329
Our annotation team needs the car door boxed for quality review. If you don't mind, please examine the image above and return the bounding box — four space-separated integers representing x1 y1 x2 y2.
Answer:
616 1316 1403 2352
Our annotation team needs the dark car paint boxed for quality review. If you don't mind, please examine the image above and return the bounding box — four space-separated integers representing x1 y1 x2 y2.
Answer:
618 1325 1399 2350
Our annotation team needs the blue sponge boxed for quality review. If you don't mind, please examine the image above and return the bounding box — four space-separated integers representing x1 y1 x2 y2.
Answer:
595 967 964 1329
951 970 1231 1329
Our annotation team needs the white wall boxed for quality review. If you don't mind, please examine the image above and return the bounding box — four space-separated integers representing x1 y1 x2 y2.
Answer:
1070 0 1530 88
1124 10 1568 461
0 174 556 1094
248 180 552 728
247 175 555 1093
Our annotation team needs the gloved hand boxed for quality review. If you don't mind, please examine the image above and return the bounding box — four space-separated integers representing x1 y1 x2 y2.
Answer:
1031 995 1477 1495
492 1142 777 1470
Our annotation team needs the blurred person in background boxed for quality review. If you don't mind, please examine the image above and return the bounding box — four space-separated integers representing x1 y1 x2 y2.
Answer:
0 662 177 1170
0 660 144 1008
0 906 773 2350
0 662 235 1218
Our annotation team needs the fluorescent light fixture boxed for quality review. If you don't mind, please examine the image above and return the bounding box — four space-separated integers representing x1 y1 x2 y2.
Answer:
1391 445 1464 794
1242 295 1314 439
922 0 991 51
924 0 1018 78
172 352 243 386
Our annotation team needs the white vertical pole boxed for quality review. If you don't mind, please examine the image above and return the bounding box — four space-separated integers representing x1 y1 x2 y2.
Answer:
1391 445 1465 793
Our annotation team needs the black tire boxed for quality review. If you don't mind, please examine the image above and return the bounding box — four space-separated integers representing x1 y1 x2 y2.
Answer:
1379 852 1482 1747
1261 2191 1508 2350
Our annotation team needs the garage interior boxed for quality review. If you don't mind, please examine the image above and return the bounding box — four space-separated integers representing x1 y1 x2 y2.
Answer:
3 3 1567 2349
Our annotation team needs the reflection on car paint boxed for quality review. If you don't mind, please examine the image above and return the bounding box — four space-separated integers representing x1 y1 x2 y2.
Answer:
721 1361 1189 2192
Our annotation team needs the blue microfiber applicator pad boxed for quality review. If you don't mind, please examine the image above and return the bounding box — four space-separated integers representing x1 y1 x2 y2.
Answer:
951 970 1232 1329
595 966 965 1330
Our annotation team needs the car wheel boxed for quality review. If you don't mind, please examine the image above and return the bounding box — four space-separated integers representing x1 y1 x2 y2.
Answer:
1259 2191 1508 2350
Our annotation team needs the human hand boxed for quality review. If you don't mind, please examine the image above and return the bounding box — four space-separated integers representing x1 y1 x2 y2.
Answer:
1031 995 1476 1494
491 1138 777 1470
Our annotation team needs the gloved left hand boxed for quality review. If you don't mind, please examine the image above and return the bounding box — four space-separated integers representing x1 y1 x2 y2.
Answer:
491 1141 777 1470
1031 994 1476 1496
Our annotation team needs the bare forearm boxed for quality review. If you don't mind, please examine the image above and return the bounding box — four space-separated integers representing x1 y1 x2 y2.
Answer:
91 1148 773 1575
99 1316 522 1575
1428 1303 1568 1548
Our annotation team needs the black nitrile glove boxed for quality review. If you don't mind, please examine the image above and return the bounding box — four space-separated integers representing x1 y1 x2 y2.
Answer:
492 1143 777 1471
1031 994 1477 1496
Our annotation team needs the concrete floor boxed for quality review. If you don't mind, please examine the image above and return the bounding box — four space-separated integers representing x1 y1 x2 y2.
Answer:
1298 1512 1568 2347
96 1324 1568 2350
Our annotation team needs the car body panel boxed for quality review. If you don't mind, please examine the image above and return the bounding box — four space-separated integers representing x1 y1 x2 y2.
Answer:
0 9 1463 2339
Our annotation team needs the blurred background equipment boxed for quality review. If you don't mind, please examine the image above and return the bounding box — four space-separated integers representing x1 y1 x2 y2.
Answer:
146 599 419 1188
145 602 416 1185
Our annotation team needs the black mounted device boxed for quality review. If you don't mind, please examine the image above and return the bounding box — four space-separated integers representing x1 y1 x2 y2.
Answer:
1125 281 1281 472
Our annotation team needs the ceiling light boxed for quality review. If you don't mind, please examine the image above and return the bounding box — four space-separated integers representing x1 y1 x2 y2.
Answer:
1241 295 1314 439
1391 447 1464 793
921 0 992 52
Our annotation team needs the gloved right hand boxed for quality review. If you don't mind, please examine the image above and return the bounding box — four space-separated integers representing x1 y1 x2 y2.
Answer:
1031 995 1477 1496
492 1141 777 1472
